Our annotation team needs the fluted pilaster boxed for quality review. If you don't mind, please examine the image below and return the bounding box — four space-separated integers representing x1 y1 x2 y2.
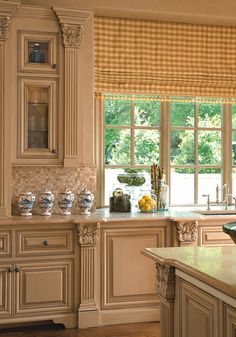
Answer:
0 1 20 216
53 7 92 167
76 223 100 328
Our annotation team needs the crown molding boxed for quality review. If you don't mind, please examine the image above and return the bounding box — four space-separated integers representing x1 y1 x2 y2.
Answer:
53 7 93 25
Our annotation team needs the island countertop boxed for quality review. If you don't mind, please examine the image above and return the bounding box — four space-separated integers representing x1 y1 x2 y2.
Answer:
143 246 236 300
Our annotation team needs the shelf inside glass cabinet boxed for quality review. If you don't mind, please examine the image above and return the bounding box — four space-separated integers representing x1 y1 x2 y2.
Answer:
28 41 49 64
27 86 49 149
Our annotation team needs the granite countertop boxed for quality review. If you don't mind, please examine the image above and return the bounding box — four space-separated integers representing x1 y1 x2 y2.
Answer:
143 246 236 300
1 206 236 225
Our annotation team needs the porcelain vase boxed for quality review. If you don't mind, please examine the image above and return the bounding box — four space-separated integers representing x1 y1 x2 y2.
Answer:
17 191 36 216
39 188 55 216
58 188 74 215
77 188 94 215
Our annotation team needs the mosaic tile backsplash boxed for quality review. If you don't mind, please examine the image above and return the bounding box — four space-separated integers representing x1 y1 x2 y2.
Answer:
12 166 96 215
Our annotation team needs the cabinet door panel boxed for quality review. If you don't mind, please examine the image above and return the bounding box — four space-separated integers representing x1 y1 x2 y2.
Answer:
15 260 73 315
224 304 236 337
0 231 11 257
180 279 219 337
0 265 12 317
102 227 166 309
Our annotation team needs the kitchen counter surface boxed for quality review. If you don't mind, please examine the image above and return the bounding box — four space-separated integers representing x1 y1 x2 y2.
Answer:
143 246 236 300
1 207 236 225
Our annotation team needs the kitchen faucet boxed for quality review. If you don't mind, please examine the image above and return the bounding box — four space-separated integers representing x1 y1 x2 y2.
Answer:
202 184 232 210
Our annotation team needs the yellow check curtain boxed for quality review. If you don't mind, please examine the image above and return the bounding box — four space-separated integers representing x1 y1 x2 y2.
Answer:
94 16 236 98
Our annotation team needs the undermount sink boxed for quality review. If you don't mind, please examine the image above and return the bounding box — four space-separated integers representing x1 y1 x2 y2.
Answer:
193 208 236 216
223 222 236 244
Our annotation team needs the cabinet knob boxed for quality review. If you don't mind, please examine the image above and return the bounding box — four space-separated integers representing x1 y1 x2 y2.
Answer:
43 240 48 246
52 64 56 69
15 266 21 273
52 149 56 154
8 266 14 273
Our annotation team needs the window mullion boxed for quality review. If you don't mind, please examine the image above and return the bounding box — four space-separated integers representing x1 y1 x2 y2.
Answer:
131 97 135 165
195 102 198 204
223 103 232 194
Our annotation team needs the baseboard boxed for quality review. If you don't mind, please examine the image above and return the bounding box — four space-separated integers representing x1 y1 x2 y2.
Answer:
99 306 160 326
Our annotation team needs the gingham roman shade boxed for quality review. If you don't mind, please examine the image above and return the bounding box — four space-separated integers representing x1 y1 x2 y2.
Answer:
94 16 236 97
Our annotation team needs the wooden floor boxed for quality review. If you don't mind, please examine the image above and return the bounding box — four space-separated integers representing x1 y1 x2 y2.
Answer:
0 322 160 337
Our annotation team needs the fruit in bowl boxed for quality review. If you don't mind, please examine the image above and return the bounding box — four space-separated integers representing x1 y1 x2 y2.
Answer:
138 194 157 213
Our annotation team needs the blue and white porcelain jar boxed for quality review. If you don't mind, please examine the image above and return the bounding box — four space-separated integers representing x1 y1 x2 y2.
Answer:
17 191 36 216
77 188 94 215
39 188 55 216
58 188 74 215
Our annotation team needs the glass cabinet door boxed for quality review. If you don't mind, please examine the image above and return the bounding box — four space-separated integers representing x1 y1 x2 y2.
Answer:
18 78 57 158
18 32 58 72
27 86 49 149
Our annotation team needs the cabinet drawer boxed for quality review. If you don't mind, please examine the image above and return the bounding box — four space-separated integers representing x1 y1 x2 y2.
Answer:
0 231 11 257
200 226 233 246
16 229 74 256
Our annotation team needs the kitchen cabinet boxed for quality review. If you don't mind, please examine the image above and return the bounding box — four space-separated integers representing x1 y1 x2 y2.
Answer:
177 278 219 337
224 304 236 337
16 30 61 164
0 224 78 328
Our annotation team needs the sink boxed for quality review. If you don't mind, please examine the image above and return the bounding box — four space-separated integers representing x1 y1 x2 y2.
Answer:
223 222 236 244
193 209 236 216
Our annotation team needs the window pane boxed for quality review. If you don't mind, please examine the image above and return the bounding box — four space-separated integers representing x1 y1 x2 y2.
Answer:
232 168 236 197
105 129 131 165
134 130 160 165
198 103 222 128
134 100 160 126
198 168 222 204
170 102 195 127
232 104 236 128
104 168 151 206
198 131 221 165
171 130 195 165
105 99 131 126
170 168 194 204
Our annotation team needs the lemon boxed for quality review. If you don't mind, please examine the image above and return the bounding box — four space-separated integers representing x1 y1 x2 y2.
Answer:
143 195 151 200
142 203 151 212
147 198 157 208
138 198 145 207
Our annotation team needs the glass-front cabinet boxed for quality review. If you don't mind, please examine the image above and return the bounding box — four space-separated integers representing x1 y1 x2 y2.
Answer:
16 31 60 163
18 78 57 157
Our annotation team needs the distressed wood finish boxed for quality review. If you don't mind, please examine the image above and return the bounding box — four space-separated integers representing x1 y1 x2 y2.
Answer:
54 8 94 167
0 1 20 216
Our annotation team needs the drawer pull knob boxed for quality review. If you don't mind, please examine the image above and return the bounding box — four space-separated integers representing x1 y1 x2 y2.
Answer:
15 266 21 273
8 266 14 273
43 240 48 246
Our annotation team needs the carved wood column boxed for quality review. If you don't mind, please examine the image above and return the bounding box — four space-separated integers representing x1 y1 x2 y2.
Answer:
175 221 198 246
53 8 93 167
77 223 100 328
156 263 175 337
0 1 20 216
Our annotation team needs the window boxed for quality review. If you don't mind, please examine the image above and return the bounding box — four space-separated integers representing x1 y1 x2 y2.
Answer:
97 94 234 207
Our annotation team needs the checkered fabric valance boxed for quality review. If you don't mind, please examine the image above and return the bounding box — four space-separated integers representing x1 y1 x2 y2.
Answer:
94 16 236 97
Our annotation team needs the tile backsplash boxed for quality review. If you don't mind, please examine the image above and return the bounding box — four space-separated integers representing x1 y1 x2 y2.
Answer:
12 166 96 215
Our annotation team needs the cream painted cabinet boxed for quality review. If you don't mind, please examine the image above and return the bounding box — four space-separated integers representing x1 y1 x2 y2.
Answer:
0 225 78 328
224 304 236 337
198 225 233 246
101 222 170 311
16 30 61 164
178 278 219 337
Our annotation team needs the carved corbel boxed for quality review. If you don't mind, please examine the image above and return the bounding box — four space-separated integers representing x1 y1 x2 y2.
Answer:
77 223 100 246
156 263 175 300
176 221 198 243
61 23 83 48
0 16 10 41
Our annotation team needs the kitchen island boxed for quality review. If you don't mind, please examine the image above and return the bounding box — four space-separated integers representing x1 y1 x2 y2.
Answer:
143 246 236 337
